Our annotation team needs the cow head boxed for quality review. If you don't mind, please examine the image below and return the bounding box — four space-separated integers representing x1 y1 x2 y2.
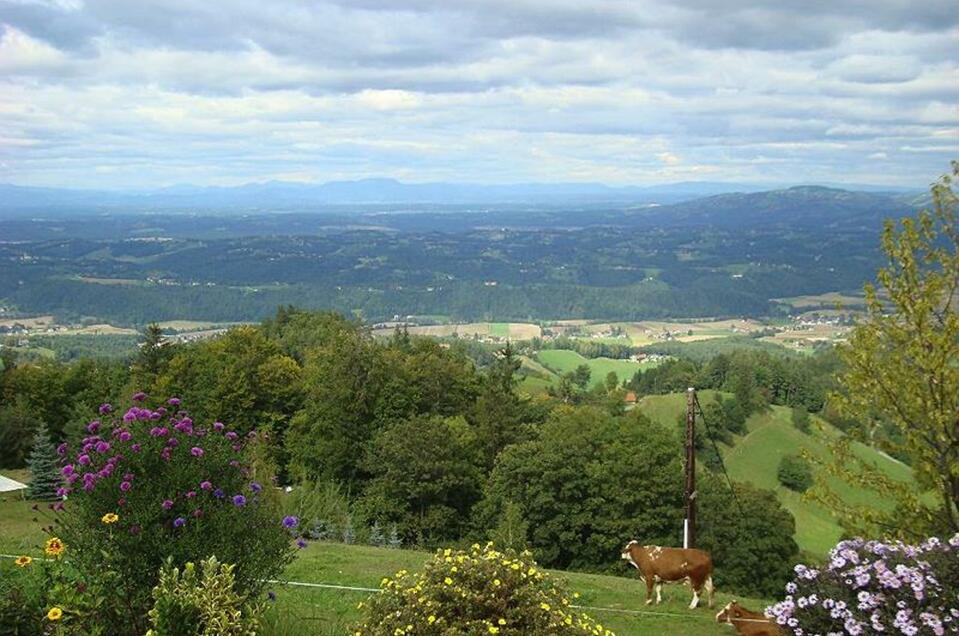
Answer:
715 601 742 623
620 540 638 560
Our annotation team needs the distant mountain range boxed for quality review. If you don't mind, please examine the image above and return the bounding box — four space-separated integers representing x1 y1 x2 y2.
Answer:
0 178 921 215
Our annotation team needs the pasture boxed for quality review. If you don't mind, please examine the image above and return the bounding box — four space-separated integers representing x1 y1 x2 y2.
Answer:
534 349 661 387
637 394 915 557
0 494 772 636
372 322 541 340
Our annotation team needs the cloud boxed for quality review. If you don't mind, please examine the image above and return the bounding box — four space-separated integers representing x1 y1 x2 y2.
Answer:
0 0 956 188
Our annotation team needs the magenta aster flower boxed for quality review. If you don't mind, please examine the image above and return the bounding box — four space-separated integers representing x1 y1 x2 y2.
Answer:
168 397 181 406
173 517 186 528
95 441 110 453
99 403 113 414
213 421 224 431
200 481 213 490
61 464 74 477
86 420 100 433
249 482 262 493
56 442 68 456
130 443 141 453
190 447 204 457
132 391 147 402
161 499 174 510
185 490 196 499
296 538 308 549
120 481 132 492
77 454 91 466
119 430 132 442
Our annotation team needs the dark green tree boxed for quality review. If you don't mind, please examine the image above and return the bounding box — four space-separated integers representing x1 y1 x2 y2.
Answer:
791 407 811 434
26 422 61 501
778 455 813 492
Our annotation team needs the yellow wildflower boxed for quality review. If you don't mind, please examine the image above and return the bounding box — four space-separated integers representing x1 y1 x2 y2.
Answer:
14 555 32 567
44 537 66 557
47 607 63 621
444 577 453 585
101 512 119 524
493 579 501 586
488 628 499 634
540 602 551 611
428 615 436 624
498 618 506 625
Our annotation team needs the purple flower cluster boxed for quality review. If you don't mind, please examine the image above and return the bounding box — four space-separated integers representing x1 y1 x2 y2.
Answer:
767 535 959 635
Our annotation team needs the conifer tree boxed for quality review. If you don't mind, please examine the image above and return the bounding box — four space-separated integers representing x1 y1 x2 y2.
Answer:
26 423 61 501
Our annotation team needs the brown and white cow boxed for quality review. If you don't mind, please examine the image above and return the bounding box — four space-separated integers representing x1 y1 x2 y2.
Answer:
716 601 782 636
620 540 714 609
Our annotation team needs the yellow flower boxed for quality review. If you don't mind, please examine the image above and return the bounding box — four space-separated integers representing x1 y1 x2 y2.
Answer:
498 618 506 625
427 615 436 624
47 607 63 621
101 512 119 524
493 579 501 586
44 537 66 557
540 602 551 611
444 577 453 585
14 555 32 567
488 628 499 634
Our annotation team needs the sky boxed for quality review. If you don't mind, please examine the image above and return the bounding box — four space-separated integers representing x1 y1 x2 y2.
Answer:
0 0 957 189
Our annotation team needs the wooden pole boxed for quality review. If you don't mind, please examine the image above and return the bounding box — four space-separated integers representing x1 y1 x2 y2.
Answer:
684 386 696 549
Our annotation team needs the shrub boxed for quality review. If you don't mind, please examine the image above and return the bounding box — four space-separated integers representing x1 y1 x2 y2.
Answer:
791 407 811 434
55 394 295 633
353 543 613 636
146 556 261 636
767 534 959 634
777 455 813 492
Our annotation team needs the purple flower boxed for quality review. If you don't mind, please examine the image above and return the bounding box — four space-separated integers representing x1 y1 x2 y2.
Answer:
99 403 113 415
161 499 174 510
119 430 132 442
267 590 276 602
130 443 141 453
61 464 74 477
296 538 308 549
250 482 262 493
117 497 126 506
213 488 225 499
77 454 91 466
192 508 203 518
129 525 141 535
120 481 132 492
123 409 137 423
200 480 213 490
132 391 147 402
95 441 111 453
56 442 68 456
282 516 299 529
56 487 69 498
173 517 186 528
185 490 196 499
190 447 204 457
232 494 247 507
123 472 134 481
86 420 100 433
168 397 181 406
213 421 224 432
166 438 179 448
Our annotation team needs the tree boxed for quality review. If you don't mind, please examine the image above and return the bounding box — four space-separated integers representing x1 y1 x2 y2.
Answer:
791 407 811 434
26 422 61 501
0 396 42 468
829 162 959 537
571 364 592 390
477 407 682 570
604 371 619 394
132 323 172 389
777 455 813 492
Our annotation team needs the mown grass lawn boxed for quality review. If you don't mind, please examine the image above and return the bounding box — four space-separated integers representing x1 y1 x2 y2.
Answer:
0 496 773 636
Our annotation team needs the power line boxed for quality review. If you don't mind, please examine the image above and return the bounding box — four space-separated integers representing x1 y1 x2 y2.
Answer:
693 394 747 521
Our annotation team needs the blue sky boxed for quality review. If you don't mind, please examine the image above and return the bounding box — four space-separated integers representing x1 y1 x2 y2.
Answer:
0 0 957 189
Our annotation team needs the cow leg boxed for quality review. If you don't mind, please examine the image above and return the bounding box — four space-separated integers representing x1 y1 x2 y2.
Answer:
644 577 654 605
689 586 700 609
655 582 663 605
704 576 715 608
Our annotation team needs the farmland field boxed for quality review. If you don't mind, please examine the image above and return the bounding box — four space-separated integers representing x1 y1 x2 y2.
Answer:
372 322 541 340
534 349 661 387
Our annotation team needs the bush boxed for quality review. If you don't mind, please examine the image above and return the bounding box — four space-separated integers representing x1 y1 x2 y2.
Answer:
767 534 959 634
55 394 295 633
353 543 613 635
146 556 261 636
791 407 811 434
777 455 813 492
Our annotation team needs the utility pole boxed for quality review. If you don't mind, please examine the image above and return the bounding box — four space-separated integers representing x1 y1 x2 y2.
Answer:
684 387 696 549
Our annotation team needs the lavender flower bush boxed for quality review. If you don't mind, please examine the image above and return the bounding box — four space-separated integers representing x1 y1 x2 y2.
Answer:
55 394 295 633
767 535 959 635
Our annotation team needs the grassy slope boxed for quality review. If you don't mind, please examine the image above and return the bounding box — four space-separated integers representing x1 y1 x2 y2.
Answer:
535 350 657 387
0 497 769 636
637 394 913 557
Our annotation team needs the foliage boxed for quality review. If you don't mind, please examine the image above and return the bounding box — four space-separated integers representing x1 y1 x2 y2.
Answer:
0 538 120 635
791 407 811 434
488 501 530 554
0 395 42 468
697 475 800 597
777 455 814 493
146 556 262 636
55 395 294 633
353 543 613 636
358 415 483 547
831 163 959 537
26 422 62 501
767 534 959 635
477 407 683 571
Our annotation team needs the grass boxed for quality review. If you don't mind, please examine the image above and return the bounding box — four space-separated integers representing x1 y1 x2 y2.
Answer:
535 350 661 388
637 394 917 557
0 494 771 636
